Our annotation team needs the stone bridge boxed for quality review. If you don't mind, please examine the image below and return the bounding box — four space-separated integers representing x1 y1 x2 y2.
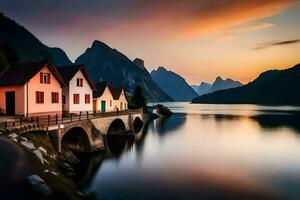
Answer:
49 110 145 152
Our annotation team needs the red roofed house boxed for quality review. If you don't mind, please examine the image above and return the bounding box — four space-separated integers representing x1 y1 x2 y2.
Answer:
57 64 95 114
0 61 65 116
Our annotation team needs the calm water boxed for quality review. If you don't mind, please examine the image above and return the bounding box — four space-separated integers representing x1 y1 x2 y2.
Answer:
79 103 300 200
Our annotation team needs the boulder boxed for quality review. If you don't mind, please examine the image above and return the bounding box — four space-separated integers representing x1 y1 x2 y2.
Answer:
33 150 44 164
26 175 52 196
8 133 18 139
20 140 35 150
38 146 47 154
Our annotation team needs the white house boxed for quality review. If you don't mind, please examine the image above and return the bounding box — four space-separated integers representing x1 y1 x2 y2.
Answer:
93 82 115 113
57 65 95 114
108 86 128 111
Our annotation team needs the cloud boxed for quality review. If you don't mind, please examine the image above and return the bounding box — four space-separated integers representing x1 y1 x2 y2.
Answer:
253 39 300 50
0 0 296 39
227 23 275 33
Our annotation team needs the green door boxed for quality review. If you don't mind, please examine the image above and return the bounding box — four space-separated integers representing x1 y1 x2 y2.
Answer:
101 100 106 112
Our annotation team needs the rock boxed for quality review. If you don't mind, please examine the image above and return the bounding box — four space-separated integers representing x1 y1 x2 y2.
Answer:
8 133 18 139
0 131 3 135
77 191 85 197
26 175 52 196
50 171 58 176
33 150 44 164
20 137 28 142
9 138 18 143
38 146 47 154
64 150 80 165
44 169 49 173
61 162 71 169
20 140 35 150
65 171 76 177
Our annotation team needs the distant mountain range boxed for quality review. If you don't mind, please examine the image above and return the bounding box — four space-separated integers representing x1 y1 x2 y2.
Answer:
192 63 300 105
191 77 243 96
75 41 173 101
150 66 198 102
0 12 71 66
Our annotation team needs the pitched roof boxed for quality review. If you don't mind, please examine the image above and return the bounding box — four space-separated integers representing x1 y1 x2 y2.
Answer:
57 64 95 89
0 60 65 86
93 81 108 98
108 86 124 100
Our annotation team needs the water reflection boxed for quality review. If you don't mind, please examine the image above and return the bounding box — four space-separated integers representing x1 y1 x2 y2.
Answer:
80 104 300 200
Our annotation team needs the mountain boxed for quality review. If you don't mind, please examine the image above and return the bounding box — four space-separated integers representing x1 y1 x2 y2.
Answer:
0 12 71 65
75 41 173 101
210 76 243 93
150 66 198 102
191 82 212 96
46 47 72 66
192 63 300 105
191 77 242 96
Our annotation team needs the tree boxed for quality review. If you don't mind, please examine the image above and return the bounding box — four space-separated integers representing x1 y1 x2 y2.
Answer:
0 43 19 72
130 85 147 110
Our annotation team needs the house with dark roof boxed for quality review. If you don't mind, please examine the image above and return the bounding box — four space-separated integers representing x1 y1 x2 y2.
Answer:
0 61 65 116
57 64 95 114
93 81 115 112
108 86 128 111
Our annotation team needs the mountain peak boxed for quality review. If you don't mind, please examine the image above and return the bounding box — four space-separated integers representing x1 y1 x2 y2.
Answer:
91 40 111 50
215 76 223 81
133 58 146 71
157 66 167 72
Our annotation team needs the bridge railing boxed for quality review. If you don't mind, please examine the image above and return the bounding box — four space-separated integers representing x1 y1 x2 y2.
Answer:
0 109 143 130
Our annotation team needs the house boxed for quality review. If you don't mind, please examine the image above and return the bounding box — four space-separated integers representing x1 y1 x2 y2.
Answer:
57 64 95 114
108 86 128 111
0 61 65 116
93 82 115 112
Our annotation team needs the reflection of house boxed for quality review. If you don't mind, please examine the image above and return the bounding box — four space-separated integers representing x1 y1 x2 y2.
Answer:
57 65 95 114
93 82 128 112
0 61 65 116
93 82 114 113
109 86 128 111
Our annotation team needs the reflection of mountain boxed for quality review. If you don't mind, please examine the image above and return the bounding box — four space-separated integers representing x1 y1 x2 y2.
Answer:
251 114 300 133
154 114 187 135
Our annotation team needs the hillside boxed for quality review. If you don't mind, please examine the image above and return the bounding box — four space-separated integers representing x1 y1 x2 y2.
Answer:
75 41 173 101
151 66 198 102
192 63 300 105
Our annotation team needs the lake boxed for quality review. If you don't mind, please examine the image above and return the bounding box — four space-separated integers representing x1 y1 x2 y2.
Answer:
78 103 300 200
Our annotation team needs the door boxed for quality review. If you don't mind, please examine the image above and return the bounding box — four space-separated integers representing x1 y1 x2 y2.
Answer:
101 100 106 112
5 91 15 115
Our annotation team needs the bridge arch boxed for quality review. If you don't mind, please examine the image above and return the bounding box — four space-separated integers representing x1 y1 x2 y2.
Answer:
107 118 127 135
133 116 144 133
61 127 92 152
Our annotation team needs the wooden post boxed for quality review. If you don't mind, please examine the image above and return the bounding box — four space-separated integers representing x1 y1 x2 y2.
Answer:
31 116 33 122
55 114 58 124
87 111 89 119
20 118 22 126
79 111 81 120
71 114 73 122
48 115 50 125
36 117 39 127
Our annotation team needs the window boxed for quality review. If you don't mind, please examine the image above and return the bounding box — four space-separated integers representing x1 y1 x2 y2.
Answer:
36 91 44 104
120 102 123 110
85 94 90 104
62 95 66 104
40 72 51 84
77 78 83 87
51 92 59 103
73 94 80 104
110 100 112 107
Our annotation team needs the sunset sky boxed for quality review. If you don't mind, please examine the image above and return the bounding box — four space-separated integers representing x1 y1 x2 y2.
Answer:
1 0 300 84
